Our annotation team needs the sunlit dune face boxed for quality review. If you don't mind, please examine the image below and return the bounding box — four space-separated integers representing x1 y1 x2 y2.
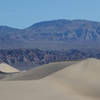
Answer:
48 58 100 99
0 63 19 73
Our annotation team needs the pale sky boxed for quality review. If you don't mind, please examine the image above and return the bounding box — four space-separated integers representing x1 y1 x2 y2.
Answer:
0 0 100 28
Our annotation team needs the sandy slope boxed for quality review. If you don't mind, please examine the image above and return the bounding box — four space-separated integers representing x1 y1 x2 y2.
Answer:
0 63 19 73
4 61 78 80
0 58 100 100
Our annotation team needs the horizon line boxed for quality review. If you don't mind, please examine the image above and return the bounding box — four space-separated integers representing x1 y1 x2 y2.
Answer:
0 18 100 29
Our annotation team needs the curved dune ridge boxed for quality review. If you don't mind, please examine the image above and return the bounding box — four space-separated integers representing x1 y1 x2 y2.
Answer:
0 58 100 100
3 60 79 80
0 63 20 73
46 58 100 99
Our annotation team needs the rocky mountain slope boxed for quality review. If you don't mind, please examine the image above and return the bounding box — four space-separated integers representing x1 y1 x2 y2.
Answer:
0 48 100 70
1 19 100 49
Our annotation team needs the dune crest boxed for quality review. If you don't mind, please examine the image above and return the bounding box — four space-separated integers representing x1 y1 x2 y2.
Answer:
0 63 19 73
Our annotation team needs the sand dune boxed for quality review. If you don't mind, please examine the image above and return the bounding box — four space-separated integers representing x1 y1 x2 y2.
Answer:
4 61 78 80
0 63 20 73
46 58 100 99
0 58 100 100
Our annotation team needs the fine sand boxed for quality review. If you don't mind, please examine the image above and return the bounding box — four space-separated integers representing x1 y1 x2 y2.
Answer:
3 60 79 80
0 58 100 100
0 63 19 73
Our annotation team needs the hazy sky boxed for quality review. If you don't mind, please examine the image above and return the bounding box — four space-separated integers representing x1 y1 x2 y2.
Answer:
0 0 100 28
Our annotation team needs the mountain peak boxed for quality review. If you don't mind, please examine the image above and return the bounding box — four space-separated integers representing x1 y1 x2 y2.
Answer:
29 19 72 28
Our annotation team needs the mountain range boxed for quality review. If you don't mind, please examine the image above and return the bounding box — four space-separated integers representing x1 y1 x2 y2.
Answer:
0 19 100 49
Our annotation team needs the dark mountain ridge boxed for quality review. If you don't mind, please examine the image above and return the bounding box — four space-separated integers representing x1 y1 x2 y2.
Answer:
0 48 100 70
